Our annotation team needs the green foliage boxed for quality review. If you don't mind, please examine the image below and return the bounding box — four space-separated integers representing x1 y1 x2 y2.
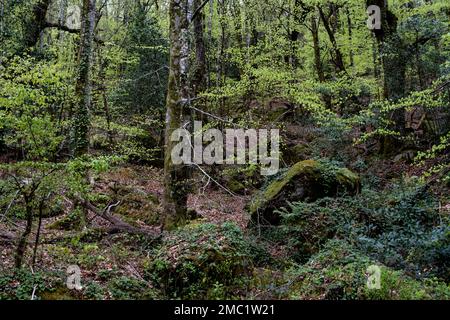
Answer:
284 239 450 300
83 282 105 300
271 179 450 280
108 276 159 300
0 55 71 160
107 3 168 116
0 269 62 300
146 222 253 299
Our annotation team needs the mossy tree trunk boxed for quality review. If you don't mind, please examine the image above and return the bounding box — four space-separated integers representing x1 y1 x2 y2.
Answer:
192 0 207 95
311 12 325 83
318 5 346 74
367 0 405 155
366 0 403 100
163 0 190 229
24 0 51 48
72 0 96 157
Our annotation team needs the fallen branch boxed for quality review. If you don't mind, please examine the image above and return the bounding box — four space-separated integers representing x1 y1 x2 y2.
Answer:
76 196 163 239
44 22 105 44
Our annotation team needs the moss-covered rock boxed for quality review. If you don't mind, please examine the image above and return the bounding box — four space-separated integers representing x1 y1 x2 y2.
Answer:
113 186 160 225
222 165 263 195
145 222 253 299
249 160 360 224
282 143 312 165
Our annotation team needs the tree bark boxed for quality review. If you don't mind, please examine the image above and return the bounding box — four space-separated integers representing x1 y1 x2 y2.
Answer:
72 0 96 156
318 6 345 74
346 8 354 68
311 13 325 82
366 0 403 100
192 0 207 95
163 0 190 229
15 195 33 269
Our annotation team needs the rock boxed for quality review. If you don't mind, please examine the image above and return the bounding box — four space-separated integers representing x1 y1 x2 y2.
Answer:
282 142 311 165
222 166 263 195
248 160 360 224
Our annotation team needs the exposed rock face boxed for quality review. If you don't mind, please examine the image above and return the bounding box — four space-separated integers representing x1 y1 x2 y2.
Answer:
249 160 360 224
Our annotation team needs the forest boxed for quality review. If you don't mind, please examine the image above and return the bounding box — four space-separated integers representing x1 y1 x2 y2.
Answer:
0 0 449 301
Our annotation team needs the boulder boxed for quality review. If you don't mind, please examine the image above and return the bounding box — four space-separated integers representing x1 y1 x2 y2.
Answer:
249 160 360 224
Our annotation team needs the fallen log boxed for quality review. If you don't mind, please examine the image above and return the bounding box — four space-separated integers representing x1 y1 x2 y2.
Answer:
76 196 163 240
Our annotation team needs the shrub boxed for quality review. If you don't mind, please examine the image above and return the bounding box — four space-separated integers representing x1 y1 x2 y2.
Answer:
285 240 450 300
273 180 450 281
108 276 159 300
146 222 253 299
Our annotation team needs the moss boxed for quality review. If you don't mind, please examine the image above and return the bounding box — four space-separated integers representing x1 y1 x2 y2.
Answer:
222 165 263 195
47 209 83 231
283 143 312 165
228 179 246 193
249 160 360 224
40 287 80 300
336 168 361 193
114 189 160 225
146 222 253 299
265 160 318 201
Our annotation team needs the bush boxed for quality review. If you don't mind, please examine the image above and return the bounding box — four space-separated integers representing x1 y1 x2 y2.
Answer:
0 269 62 300
146 222 253 299
108 276 159 300
284 240 450 300
271 179 450 281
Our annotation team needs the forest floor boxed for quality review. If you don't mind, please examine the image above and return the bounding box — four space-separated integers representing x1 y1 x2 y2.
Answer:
0 165 283 299
1 158 449 300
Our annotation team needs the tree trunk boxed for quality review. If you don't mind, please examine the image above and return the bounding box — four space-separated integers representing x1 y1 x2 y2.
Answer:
0 0 5 36
15 195 33 269
163 0 190 229
346 8 354 68
311 13 325 82
366 0 403 100
72 0 96 156
192 0 207 95
24 0 51 48
318 6 345 74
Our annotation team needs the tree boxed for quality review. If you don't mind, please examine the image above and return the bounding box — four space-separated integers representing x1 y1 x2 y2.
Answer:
72 0 97 156
192 0 208 95
163 0 191 229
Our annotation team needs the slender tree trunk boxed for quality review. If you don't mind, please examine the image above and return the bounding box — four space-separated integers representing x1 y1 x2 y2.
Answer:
72 0 96 156
207 0 213 87
98 50 113 144
0 0 5 36
318 6 345 74
346 8 354 68
311 13 325 82
15 195 33 269
192 0 207 95
32 198 45 268
163 0 190 229
216 0 226 87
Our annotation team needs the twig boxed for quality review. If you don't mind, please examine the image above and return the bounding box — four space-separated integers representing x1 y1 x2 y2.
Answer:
0 190 19 223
